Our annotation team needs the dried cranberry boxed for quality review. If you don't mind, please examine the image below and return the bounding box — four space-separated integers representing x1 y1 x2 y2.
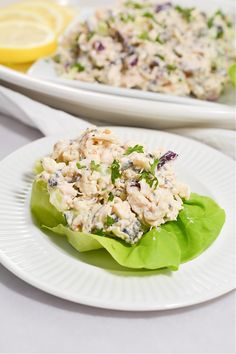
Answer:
155 2 172 13
94 41 105 51
157 151 178 169
130 56 138 66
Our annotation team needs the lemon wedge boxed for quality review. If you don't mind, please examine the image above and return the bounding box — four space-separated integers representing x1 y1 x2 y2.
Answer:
11 1 69 34
0 21 57 64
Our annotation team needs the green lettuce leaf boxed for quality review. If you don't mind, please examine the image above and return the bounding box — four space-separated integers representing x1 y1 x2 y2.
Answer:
163 195 226 262
30 179 225 270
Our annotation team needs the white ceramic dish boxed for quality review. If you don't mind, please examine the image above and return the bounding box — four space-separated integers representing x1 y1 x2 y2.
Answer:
0 0 236 129
0 127 235 311
28 1 236 108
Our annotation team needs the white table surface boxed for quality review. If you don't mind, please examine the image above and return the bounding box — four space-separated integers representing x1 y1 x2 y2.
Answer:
0 114 235 354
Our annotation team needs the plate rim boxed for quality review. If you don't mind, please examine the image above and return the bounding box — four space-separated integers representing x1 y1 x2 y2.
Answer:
1 66 235 131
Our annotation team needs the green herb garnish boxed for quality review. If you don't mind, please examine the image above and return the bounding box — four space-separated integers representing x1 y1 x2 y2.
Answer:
108 192 114 201
143 11 160 25
150 158 159 175
175 5 194 22
215 26 224 39
207 9 232 29
138 31 150 40
105 215 116 226
140 170 158 189
120 13 135 22
155 53 165 61
87 31 95 40
215 9 230 25
139 157 159 189
111 160 121 184
93 228 105 236
143 11 154 19
125 144 144 155
167 64 177 72
155 35 164 44
90 160 100 172
125 1 146 9
72 63 85 72
76 162 86 169
207 16 214 29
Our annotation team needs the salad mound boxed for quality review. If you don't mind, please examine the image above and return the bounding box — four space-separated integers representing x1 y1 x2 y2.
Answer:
54 0 235 101
31 128 225 270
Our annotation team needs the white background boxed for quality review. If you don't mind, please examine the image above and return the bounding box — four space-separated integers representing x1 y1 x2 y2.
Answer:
0 114 235 353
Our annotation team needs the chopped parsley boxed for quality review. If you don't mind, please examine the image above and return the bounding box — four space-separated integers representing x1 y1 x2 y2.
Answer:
138 31 150 40
120 13 135 22
105 215 116 226
72 62 85 72
215 26 224 39
155 35 164 44
125 144 144 155
143 11 154 19
125 1 147 9
207 9 232 29
90 160 100 172
175 5 194 22
111 160 121 184
207 16 214 29
139 157 159 189
155 53 165 61
167 64 177 72
93 228 105 236
87 31 95 40
215 9 224 18
140 170 158 189
215 9 231 26
108 192 114 201
150 158 159 175
143 12 160 25
76 162 86 169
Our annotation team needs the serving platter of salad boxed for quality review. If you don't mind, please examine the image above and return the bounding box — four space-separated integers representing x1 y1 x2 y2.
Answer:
29 0 236 105
0 127 234 311
0 0 235 129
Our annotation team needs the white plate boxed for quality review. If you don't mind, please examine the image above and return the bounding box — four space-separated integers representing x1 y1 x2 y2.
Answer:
0 127 235 311
0 0 235 129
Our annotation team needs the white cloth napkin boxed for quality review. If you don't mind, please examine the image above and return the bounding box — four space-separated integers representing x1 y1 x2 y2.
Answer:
0 85 235 159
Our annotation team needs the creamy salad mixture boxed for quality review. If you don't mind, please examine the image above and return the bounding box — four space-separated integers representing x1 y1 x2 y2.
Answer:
54 0 235 100
37 128 190 244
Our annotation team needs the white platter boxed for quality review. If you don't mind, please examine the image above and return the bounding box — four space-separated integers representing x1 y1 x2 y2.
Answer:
0 0 236 129
0 127 235 311
28 0 236 109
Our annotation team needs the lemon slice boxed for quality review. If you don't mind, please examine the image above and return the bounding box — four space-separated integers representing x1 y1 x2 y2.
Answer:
45 1 74 27
11 1 67 34
0 21 57 64
0 8 49 27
